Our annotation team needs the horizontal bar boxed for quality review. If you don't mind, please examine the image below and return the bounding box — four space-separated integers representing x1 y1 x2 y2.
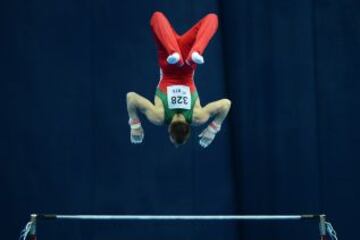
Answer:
34 214 323 221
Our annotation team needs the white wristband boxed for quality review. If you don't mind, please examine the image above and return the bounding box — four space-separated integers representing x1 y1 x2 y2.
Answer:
129 119 141 129
130 123 142 130
209 121 221 133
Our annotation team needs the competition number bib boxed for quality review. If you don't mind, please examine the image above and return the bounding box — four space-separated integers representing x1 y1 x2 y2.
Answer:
167 85 191 110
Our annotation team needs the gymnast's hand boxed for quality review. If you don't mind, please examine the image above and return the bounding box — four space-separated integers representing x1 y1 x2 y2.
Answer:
198 121 221 148
129 119 144 144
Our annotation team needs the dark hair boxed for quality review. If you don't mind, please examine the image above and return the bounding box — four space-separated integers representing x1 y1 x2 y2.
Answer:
169 121 191 145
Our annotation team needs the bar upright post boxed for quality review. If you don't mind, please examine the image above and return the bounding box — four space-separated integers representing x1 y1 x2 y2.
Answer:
319 214 327 240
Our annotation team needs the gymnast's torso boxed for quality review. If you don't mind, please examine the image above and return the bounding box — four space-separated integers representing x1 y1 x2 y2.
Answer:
155 65 199 124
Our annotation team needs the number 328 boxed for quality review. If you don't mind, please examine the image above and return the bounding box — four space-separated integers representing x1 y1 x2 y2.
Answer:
171 96 189 105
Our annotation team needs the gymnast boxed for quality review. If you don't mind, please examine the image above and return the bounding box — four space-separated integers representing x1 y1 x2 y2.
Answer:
126 11 231 148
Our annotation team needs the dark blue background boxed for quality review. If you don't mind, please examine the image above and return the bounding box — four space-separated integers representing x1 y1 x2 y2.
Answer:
1 0 359 239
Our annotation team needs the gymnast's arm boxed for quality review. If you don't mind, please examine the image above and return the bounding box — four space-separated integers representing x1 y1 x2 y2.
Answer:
192 98 231 148
126 92 164 144
192 98 232 126
126 92 164 125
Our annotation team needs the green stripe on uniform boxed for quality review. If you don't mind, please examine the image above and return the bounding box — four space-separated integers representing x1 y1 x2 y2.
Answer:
156 88 198 124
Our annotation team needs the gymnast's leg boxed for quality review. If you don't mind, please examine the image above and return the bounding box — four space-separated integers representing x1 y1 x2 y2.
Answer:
180 13 218 65
150 11 183 65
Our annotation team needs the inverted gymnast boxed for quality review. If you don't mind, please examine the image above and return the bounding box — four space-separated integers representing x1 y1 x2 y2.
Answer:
126 11 231 148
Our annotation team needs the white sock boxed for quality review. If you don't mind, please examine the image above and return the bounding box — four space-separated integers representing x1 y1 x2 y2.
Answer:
167 52 181 64
191 51 204 64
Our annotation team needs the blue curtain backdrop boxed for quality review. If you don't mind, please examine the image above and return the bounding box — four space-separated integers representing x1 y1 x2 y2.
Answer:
1 0 359 239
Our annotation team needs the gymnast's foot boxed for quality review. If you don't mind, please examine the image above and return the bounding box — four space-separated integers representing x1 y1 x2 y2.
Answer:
186 51 204 65
167 52 183 66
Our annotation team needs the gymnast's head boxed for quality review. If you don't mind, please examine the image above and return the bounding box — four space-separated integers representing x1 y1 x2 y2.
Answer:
168 116 191 146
